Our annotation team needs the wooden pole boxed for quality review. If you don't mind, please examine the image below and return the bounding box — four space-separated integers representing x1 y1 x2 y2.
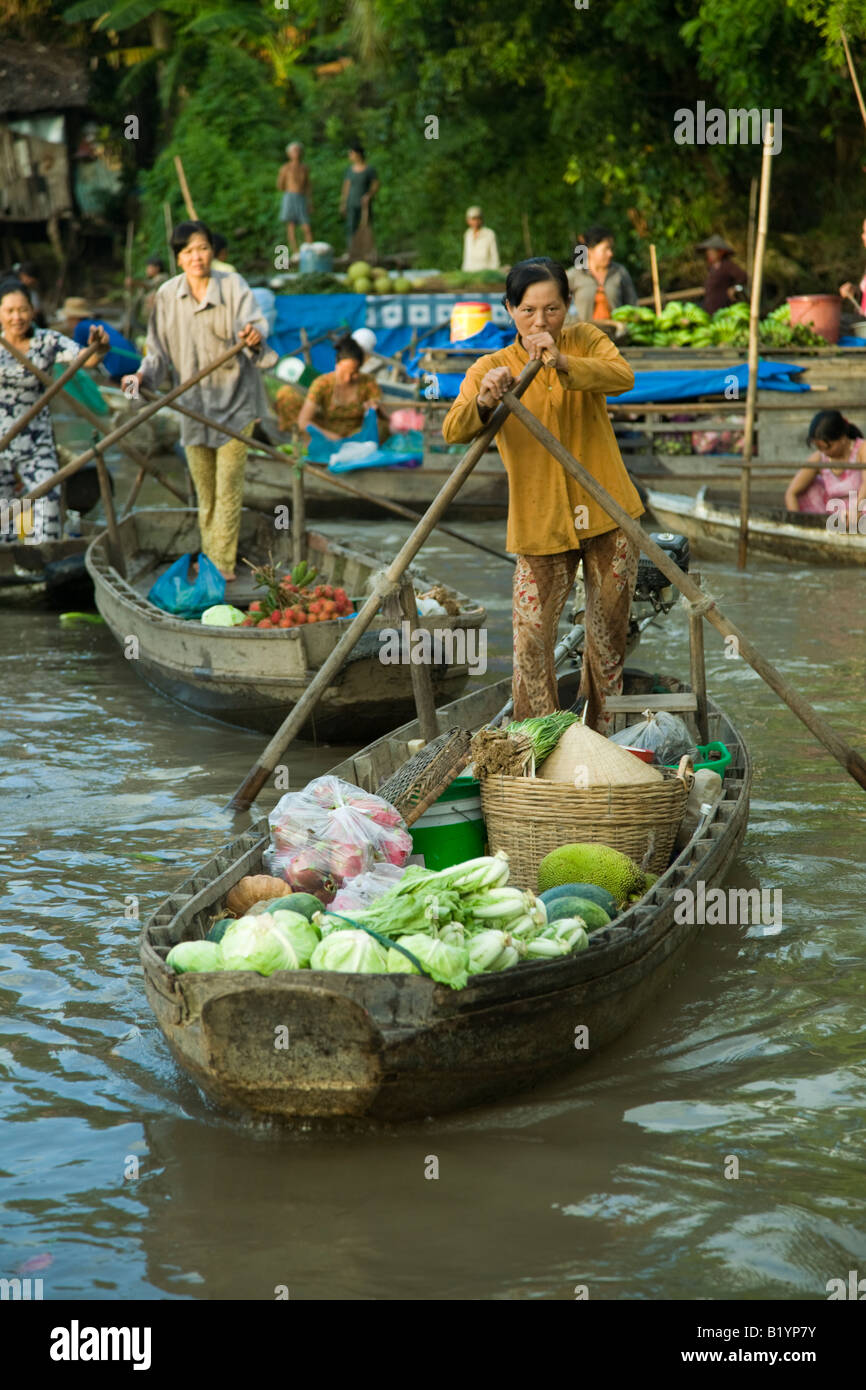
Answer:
227 358 545 811
174 155 198 220
122 220 135 338
136 386 517 565
841 29 866 132
521 211 532 257
0 342 103 453
738 122 774 570
745 176 758 281
94 452 126 578
291 464 305 567
163 203 176 274
500 389 866 792
649 244 663 316
0 332 186 505
299 326 312 367
687 571 709 744
25 343 245 501
399 578 439 743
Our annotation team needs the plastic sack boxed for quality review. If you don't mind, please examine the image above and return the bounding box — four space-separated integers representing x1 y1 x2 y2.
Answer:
609 709 696 764
264 776 412 899
330 863 407 913
147 553 225 619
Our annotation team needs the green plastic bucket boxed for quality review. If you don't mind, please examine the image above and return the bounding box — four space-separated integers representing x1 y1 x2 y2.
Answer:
410 774 485 870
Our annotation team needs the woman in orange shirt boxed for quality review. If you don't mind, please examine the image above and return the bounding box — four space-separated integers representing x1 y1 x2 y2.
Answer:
443 257 644 732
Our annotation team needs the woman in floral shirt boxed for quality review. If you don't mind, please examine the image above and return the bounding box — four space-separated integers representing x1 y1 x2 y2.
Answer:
0 280 107 542
296 336 383 441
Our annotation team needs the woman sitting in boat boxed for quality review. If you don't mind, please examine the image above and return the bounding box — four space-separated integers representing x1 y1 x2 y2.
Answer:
294 335 384 442
784 410 866 527
442 256 644 733
0 278 109 544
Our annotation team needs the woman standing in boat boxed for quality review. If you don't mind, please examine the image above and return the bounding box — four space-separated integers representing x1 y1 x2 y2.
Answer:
0 279 108 543
785 410 866 526
122 220 276 582
442 257 644 732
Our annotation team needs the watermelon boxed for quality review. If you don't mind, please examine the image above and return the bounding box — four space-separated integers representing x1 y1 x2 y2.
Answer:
538 882 616 917
546 897 611 931
206 917 235 944
259 893 322 922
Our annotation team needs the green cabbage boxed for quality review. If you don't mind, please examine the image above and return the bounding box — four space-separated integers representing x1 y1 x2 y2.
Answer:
387 933 469 990
201 604 247 626
166 939 223 973
220 915 300 975
309 929 389 974
268 909 321 967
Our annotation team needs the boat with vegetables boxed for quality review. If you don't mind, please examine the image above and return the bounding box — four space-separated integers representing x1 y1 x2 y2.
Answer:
85 507 486 736
140 664 751 1123
646 486 866 565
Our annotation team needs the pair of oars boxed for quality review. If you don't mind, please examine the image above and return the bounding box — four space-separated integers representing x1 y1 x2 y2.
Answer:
0 332 187 505
229 349 866 808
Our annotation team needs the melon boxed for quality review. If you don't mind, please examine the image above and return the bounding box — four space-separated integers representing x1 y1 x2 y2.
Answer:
353 277 372 294
347 260 371 280
546 897 611 931
393 276 413 293
537 843 645 904
539 882 617 917
259 893 322 922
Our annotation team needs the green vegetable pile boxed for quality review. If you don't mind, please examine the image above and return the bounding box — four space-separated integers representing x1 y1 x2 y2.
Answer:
278 272 345 295
612 301 826 349
166 852 598 991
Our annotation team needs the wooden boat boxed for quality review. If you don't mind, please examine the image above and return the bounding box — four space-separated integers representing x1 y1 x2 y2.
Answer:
646 487 866 565
243 445 507 518
140 666 751 1123
85 507 486 737
0 529 96 605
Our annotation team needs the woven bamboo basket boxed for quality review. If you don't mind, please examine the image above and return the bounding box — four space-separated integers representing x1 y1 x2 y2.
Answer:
480 767 689 890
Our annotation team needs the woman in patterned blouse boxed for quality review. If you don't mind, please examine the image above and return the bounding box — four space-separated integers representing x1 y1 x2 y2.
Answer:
296 335 383 441
0 280 108 543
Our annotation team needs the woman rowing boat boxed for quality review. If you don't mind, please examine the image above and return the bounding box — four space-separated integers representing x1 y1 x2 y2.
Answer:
442 256 644 733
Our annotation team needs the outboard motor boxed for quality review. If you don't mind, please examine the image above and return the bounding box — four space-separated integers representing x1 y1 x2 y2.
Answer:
634 532 689 613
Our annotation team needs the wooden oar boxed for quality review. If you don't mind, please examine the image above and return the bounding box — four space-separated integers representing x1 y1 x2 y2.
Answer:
0 333 186 506
24 343 246 501
227 357 545 811
0 341 103 454
136 385 516 566
738 121 774 569
500 388 866 791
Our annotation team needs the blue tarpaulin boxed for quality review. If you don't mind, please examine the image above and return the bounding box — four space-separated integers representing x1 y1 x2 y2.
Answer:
269 293 367 371
612 359 809 404
305 408 423 472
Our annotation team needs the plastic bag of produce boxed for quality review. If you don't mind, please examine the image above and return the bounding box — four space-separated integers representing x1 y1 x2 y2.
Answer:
330 863 407 913
265 776 412 897
609 709 695 764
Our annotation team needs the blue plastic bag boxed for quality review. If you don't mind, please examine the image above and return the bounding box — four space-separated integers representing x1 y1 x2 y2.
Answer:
147 552 225 619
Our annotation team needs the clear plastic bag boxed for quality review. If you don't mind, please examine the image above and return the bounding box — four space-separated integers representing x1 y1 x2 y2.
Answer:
265 776 412 898
609 709 696 764
330 863 407 913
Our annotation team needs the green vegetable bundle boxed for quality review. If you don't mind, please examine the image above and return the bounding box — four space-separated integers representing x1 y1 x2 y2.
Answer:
618 297 826 349
504 710 579 766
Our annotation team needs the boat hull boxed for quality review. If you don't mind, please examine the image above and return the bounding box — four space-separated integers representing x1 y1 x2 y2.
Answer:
647 489 866 565
141 670 752 1121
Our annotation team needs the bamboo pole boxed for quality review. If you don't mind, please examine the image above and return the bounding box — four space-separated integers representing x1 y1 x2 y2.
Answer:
841 29 866 132
174 155 198 220
25 343 245 501
399 578 439 743
136 386 517 565
94 453 126 578
738 122 774 570
227 358 545 811
687 571 709 744
0 332 186 505
745 176 758 281
500 389 866 791
291 464 305 567
649 244 663 316
0 342 103 453
122 220 135 339
163 203 176 274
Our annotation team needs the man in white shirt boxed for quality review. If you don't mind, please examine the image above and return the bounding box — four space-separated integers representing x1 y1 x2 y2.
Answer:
462 207 500 272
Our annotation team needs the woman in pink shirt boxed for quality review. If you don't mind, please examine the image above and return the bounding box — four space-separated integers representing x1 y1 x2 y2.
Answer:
785 410 866 527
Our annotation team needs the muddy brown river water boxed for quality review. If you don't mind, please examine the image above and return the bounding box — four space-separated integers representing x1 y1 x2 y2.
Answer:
1 471 865 1300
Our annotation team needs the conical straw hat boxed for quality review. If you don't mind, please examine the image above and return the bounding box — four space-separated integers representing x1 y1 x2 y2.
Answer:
538 722 663 786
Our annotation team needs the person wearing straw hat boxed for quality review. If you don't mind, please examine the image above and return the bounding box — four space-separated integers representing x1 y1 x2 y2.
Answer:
442 256 644 733
0 278 109 543
58 296 141 383
121 219 276 582
462 207 500 273
697 234 747 314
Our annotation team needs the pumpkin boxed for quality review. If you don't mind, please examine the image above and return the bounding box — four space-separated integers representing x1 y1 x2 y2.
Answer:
225 874 288 917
